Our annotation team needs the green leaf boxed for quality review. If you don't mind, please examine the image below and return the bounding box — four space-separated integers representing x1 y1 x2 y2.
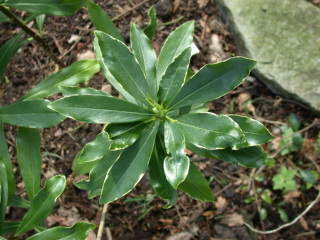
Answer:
26 222 95 240
0 221 20 235
8 195 30 209
163 121 189 189
164 155 189 190
0 162 8 232
179 162 214 202
299 169 318 186
16 175 66 236
278 208 289 223
107 122 146 150
229 115 273 146
0 123 15 201
59 86 111 97
272 167 297 192
149 138 176 204
176 113 245 150
0 34 28 81
94 31 155 104
189 144 267 168
100 121 159 204
93 36 136 104
86 1 123 42
144 7 157 40
22 60 100 100
159 48 191 106
288 113 300 131
0 100 65 128
72 132 110 175
0 12 10 23
36 14 45 34
16 127 41 199
170 57 256 109
157 21 194 89
75 149 122 199
49 95 153 124
130 24 157 98
5 0 85 16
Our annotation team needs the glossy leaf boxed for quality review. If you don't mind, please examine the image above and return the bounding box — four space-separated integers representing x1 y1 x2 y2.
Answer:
86 1 123 42
0 100 65 128
159 48 191 106
73 132 110 175
5 0 85 16
149 138 176 203
0 123 15 201
163 155 189 190
0 34 28 81
170 57 256 109
0 162 8 231
16 127 41 199
189 144 267 168
163 121 189 188
229 115 273 146
107 122 146 150
130 24 157 97
179 162 214 202
94 31 155 104
75 149 122 199
22 60 100 100
16 175 66 236
176 113 245 150
59 86 110 97
157 21 194 88
144 7 157 40
100 121 159 204
26 222 95 240
49 95 153 123
93 36 136 104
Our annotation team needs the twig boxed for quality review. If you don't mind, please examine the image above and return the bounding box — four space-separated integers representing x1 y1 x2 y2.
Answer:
112 0 154 21
244 188 320 234
97 204 109 240
298 119 319 134
106 226 113 240
0 5 64 67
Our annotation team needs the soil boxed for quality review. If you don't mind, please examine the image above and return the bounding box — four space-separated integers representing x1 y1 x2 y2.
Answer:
1 0 319 239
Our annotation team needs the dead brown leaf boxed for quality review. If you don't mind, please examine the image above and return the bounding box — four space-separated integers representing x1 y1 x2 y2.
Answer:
221 213 244 227
215 196 228 211
237 92 255 113
197 0 209 8
284 190 301 202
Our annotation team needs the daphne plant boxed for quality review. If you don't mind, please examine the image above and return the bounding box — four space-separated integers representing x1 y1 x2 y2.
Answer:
48 21 273 205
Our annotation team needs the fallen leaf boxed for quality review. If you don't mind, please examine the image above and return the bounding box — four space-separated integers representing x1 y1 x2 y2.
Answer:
284 190 301 202
197 0 209 8
77 50 95 61
221 213 244 227
299 217 309 230
215 196 227 211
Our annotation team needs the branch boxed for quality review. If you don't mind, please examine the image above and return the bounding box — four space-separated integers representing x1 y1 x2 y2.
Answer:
0 5 64 67
244 188 320 234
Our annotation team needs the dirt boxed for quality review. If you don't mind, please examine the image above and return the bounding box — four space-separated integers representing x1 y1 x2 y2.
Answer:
1 0 319 239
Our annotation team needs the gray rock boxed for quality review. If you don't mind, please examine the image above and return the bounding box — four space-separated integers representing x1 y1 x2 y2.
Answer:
215 0 320 112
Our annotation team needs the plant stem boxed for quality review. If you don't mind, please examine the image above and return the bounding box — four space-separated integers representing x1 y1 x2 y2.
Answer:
97 203 109 240
0 5 64 67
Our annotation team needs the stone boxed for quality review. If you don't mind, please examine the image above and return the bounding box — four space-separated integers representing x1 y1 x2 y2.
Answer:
215 0 320 112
